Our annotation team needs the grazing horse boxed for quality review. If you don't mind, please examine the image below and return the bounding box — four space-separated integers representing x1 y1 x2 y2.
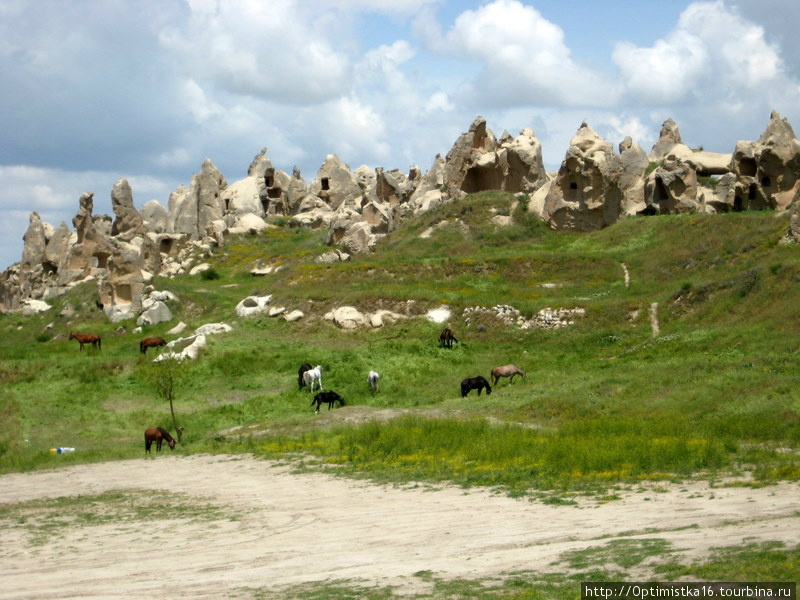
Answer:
144 427 176 454
69 332 101 351
439 328 458 348
460 376 492 397
302 365 323 392
298 363 313 390
490 364 526 386
311 391 345 413
367 370 380 394
140 337 166 354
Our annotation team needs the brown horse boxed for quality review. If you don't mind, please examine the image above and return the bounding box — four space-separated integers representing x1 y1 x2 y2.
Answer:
140 337 166 354
490 364 526 386
144 427 176 454
69 332 101 351
439 328 458 348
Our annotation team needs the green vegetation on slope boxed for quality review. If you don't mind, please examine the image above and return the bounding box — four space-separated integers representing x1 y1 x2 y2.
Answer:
1 191 798 492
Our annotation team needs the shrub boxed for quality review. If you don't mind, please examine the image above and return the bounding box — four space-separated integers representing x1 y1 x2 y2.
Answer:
201 268 221 281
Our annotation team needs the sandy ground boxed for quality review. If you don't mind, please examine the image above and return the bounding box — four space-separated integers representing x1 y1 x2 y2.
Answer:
1 454 798 599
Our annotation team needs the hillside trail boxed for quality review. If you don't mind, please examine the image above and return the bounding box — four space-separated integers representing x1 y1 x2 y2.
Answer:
0 454 798 599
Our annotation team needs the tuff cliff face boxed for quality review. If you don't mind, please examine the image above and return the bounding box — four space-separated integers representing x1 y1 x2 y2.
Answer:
2 111 800 318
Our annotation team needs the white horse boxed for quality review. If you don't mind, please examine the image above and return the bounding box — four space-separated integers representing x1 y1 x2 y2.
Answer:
367 370 380 393
302 365 323 392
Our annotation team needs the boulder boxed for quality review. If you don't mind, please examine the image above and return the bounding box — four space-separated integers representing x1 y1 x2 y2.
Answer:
228 213 270 235
194 322 232 336
325 306 368 329
189 263 210 275
137 300 172 326
166 321 187 335
235 295 272 317
157 333 206 361
20 299 51 316
283 309 304 322
337 221 378 255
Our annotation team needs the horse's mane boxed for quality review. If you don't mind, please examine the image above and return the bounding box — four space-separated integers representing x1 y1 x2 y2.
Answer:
157 427 173 439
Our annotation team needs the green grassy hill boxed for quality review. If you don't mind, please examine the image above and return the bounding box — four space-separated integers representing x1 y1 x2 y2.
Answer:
2 191 799 496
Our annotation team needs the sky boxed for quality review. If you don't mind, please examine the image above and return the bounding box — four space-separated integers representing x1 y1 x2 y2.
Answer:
2 0 799 270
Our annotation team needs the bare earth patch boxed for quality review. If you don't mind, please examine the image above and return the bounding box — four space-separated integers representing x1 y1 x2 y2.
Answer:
0 454 798 598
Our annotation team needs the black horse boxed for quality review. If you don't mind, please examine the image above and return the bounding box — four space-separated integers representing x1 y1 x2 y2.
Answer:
311 391 345 413
439 328 458 348
460 376 492 397
298 363 313 390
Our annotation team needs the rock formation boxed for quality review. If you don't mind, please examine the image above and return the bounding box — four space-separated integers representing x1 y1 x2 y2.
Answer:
537 123 634 230
3 111 800 317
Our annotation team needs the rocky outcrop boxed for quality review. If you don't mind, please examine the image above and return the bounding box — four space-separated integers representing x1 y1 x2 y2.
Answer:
111 178 147 240
730 111 800 211
539 123 628 230
5 112 800 316
169 159 227 238
650 118 683 159
443 116 546 195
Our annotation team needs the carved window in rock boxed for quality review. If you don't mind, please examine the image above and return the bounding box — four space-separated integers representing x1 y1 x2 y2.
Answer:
114 284 132 304
93 252 110 269
321 177 330 191
738 158 757 177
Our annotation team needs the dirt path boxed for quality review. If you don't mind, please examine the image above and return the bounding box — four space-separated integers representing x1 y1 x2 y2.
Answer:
1 454 798 599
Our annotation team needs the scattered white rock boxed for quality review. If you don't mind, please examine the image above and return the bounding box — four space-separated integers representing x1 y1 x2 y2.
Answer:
189 263 211 275
268 306 286 317
283 310 304 322
251 264 274 276
194 323 232 336
106 305 136 323
425 305 451 323
315 250 351 263
369 310 405 328
234 295 272 317
166 321 187 335
20 299 51 316
325 306 367 329
463 304 585 329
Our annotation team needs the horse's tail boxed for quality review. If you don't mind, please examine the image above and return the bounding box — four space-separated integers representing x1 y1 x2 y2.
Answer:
98 337 102 350
140 340 145 354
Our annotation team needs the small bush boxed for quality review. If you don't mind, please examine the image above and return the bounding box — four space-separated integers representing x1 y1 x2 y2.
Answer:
200 268 221 281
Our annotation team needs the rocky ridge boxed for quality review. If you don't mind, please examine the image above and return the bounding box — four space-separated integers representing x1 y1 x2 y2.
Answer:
2 111 800 320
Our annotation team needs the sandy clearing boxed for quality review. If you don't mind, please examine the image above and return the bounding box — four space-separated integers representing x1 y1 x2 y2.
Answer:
0 454 798 599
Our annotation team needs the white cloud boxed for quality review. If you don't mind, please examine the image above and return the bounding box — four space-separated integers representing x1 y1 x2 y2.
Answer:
428 0 620 107
160 0 351 105
613 0 787 105
424 91 453 113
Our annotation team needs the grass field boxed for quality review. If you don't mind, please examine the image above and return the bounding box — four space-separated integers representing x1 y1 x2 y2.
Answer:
1 191 799 494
